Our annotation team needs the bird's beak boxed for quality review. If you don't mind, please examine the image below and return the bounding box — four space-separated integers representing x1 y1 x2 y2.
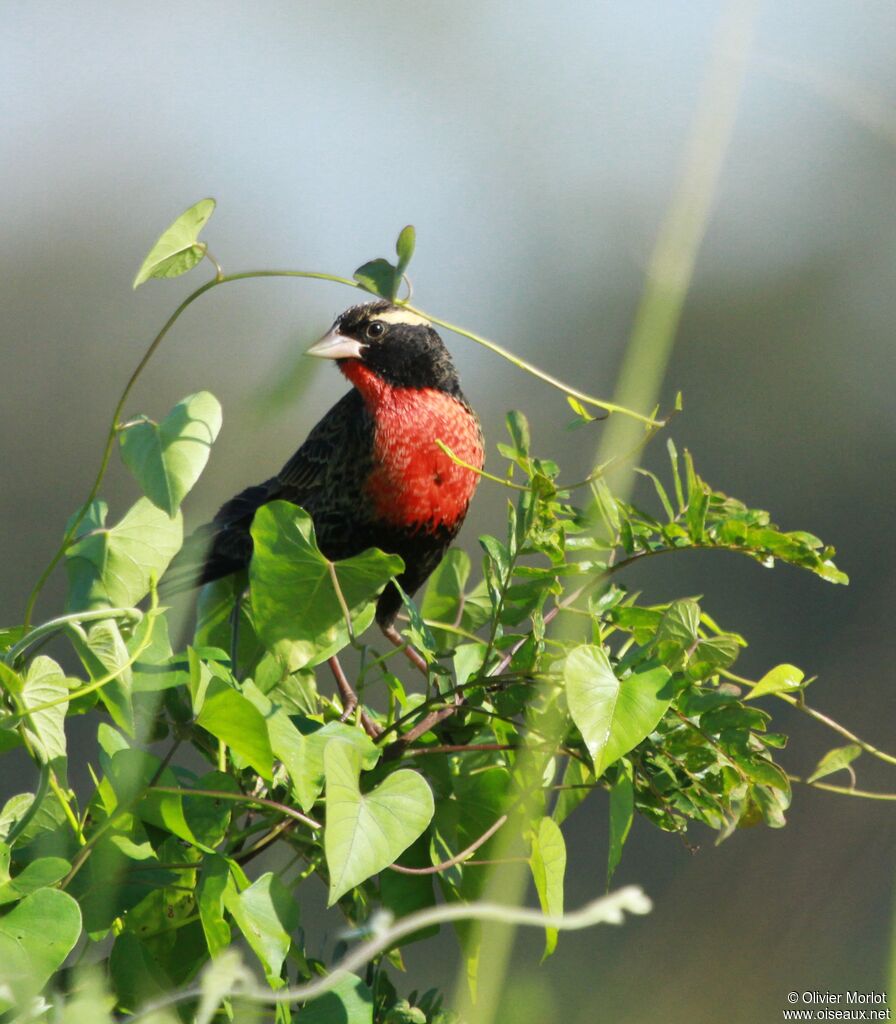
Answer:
306 329 365 361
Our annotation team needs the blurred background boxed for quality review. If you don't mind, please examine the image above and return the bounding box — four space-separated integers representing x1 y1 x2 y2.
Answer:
2 2 895 1020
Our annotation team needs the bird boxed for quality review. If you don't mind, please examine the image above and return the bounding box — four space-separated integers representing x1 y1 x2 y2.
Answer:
162 300 484 728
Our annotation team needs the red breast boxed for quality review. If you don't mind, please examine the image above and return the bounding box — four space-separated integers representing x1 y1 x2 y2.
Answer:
341 360 483 531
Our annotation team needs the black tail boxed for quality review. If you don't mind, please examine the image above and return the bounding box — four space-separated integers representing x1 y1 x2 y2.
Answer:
160 478 282 597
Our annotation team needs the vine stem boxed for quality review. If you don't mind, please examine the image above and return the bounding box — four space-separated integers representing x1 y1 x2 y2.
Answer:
775 691 896 768
126 886 652 1022
388 814 507 875
147 785 321 830
5 606 142 666
789 777 896 801
721 669 896 768
406 304 666 427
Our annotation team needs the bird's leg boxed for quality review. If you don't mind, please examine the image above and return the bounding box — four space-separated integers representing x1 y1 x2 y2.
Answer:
381 624 430 676
328 655 381 739
229 590 243 679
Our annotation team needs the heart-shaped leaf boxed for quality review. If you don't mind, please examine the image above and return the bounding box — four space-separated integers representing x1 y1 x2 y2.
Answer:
324 740 433 904
250 502 403 670
133 198 216 288
353 258 401 300
565 645 672 777
0 887 82 1010
119 392 222 516
65 498 182 612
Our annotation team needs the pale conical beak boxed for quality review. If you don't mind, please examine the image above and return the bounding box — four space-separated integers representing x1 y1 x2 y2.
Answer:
305 329 365 361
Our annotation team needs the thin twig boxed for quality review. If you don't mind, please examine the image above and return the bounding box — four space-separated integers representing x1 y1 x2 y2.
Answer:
388 815 507 875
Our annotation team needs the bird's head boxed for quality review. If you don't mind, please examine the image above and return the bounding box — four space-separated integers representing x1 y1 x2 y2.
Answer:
306 301 460 394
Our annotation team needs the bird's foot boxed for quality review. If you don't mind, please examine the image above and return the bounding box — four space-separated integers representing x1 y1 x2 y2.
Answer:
327 656 382 739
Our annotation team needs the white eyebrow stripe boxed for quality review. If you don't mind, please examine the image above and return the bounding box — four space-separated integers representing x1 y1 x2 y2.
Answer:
375 308 431 327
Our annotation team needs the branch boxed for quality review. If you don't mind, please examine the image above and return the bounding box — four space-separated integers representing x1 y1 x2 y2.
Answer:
148 786 321 830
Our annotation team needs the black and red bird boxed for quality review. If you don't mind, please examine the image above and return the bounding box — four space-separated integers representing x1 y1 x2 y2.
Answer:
163 300 483 650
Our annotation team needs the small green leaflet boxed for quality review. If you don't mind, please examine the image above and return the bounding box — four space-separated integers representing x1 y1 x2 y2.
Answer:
300 972 374 1024
808 744 862 783
607 760 634 886
744 663 805 700
119 392 222 516
528 816 566 960
133 198 216 288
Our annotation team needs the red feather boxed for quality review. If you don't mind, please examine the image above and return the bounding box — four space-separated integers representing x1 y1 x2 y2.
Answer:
341 360 483 532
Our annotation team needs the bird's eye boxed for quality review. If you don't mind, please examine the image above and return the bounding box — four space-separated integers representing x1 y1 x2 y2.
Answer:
365 321 385 341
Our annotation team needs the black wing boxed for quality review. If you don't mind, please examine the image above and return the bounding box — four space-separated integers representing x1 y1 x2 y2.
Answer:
161 389 370 595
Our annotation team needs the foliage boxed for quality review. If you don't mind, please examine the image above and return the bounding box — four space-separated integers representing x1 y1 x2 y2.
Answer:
1 203 889 1023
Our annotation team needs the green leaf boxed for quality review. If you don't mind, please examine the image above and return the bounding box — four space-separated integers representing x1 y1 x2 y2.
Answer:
353 259 400 301
65 498 182 612
133 198 216 288
119 392 223 516
564 645 672 777
301 972 374 1024
20 656 68 779
0 857 71 907
654 598 700 653
420 549 470 646
744 663 805 700
69 618 135 735
0 795 35 844
197 854 231 957
195 683 274 779
224 871 299 984
528 817 566 960
109 930 172 1009
395 225 416 278
288 720 379 813
0 888 82 1011
196 949 251 1024
607 760 634 885
0 627 26 656
808 744 862 783
551 758 592 826
635 468 674 521
250 502 404 669
324 740 434 904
